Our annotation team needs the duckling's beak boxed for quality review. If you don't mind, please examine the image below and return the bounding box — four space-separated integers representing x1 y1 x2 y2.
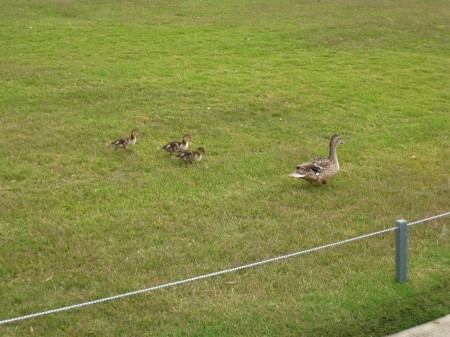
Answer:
340 139 345 144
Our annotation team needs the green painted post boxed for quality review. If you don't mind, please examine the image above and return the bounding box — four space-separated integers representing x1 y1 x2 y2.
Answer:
395 219 408 283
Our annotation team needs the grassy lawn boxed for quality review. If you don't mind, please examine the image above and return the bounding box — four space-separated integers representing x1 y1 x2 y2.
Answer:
1 0 449 335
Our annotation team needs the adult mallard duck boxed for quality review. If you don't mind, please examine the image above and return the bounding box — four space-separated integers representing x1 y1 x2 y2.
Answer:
160 134 192 154
172 147 205 163
290 134 345 186
110 129 140 151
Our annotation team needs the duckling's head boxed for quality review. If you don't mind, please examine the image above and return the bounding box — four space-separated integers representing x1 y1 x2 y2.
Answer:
330 134 344 146
131 129 140 137
183 134 192 142
196 147 205 156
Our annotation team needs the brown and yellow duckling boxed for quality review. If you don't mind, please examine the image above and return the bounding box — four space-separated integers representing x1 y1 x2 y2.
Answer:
172 147 205 163
290 134 345 186
160 134 192 155
110 129 140 151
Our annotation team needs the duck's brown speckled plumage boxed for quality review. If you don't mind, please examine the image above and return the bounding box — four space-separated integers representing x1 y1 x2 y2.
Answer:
172 147 205 163
110 129 140 151
161 134 192 154
290 134 344 186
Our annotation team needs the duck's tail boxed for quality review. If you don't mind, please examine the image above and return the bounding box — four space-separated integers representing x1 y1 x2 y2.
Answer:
290 172 305 178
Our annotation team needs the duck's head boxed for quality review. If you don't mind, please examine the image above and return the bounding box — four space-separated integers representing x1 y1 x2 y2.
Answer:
131 129 140 137
196 147 205 156
183 134 192 142
330 134 345 146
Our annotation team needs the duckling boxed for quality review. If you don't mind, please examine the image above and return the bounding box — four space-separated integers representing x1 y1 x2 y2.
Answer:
110 129 140 151
172 147 205 163
160 134 192 155
290 134 345 186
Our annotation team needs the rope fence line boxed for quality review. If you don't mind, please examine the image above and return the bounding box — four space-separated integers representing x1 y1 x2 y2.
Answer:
407 212 450 226
1 212 449 326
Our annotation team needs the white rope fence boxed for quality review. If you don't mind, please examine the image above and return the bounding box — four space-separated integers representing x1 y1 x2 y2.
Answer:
1 212 448 326
408 212 450 226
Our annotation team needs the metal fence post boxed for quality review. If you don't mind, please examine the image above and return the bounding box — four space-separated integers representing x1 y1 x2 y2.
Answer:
395 219 408 282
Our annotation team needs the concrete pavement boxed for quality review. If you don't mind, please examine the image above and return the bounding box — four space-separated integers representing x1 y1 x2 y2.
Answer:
387 314 450 337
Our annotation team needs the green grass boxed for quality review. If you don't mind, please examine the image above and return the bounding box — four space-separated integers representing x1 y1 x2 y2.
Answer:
1 0 449 336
